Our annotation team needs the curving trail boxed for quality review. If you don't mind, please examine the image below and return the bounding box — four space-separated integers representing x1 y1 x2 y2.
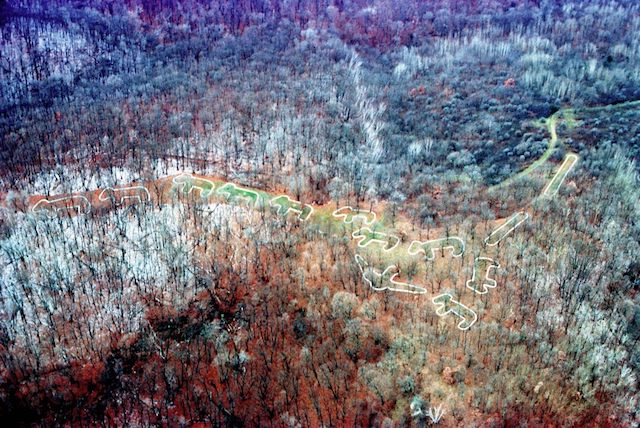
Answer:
490 112 563 191
492 99 640 192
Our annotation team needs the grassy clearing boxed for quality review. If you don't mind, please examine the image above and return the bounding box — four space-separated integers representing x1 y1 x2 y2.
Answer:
217 183 260 206
270 195 313 220
173 174 216 198
352 227 400 252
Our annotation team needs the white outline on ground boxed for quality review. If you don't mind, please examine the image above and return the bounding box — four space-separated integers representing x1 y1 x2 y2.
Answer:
98 186 151 205
484 212 529 247
332 206 377 225
217 183 260 207
408 237 465 260
432 293 478 331
172 173 216 198
466 257 500 294
355 255 427 294
542 154 578 197
269 195 314 221
352 227 400 252
32 196 91 217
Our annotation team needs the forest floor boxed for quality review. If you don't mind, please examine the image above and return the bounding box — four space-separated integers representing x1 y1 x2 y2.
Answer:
1 103 598 335
9 160 571 333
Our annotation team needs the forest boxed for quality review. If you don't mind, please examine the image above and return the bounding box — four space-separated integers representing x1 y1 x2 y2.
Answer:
0 0 638 426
